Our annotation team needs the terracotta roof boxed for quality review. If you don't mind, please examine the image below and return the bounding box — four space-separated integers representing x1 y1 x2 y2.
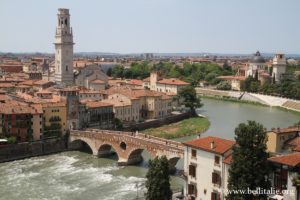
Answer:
143 77 150 82
293 146 300 152
287 136 300 147
127 79 143 86
34 80 53 85
218 75 246 81
102 99 131 107
0 83 15 88
79 90 106 94
0 102 43 114
183 136 235 155
82 101 113 108
268 153 300 167
41 102 66 108
91 79 105 84
157 78 189 86
270 127 300 134
223 154 232 165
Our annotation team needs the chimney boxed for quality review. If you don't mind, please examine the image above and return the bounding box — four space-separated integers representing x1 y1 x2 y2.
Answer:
210 141 215 149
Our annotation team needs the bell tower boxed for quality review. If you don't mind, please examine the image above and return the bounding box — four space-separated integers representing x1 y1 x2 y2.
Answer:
54 8 74 84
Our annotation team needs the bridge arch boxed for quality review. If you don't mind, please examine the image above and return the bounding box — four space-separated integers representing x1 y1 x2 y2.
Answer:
98 143 119 159
69 138 97 155
126 148 156 165
168 156 181 173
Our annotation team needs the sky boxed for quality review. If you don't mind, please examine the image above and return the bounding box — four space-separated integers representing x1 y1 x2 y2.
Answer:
0 0 299 54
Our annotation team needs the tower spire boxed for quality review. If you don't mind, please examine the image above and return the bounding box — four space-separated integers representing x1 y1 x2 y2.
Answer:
54 8 74 85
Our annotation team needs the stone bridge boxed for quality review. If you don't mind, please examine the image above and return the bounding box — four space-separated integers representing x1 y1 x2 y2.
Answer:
69 129 184 169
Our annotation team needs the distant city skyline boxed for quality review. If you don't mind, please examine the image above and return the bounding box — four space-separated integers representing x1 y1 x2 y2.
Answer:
0 0 299 54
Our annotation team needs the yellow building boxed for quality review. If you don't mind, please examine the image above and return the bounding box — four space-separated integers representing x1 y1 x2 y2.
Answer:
266 127 300 153
41 102 67 137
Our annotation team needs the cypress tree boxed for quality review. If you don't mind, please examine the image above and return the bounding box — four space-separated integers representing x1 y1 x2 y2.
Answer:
227 121 270 200
145 156 172 200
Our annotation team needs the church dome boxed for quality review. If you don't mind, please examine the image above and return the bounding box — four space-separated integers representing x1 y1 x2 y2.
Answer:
250 51 265 63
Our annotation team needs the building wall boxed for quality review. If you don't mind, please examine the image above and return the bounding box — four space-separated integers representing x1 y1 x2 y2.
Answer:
42 104 67 135
267 131 298 153
184 146 227 200
89 83 106 90
267 132 278 153
32 113 43 140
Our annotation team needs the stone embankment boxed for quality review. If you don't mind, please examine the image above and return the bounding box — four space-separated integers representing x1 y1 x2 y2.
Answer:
196 88 300 112
0 137 67 163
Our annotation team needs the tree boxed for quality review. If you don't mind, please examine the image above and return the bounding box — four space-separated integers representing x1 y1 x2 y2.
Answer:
216 81 232 90
106 67 112 76
145 156 172 200
113 118 123 130
178 86 203 116
227 121 270 200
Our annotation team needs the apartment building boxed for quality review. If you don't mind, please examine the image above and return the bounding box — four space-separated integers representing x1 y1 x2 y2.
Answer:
183 136 235 200
80 100 114 129
0 101 43 142
41 102 67 137
266 127 300 153
143 72 189 94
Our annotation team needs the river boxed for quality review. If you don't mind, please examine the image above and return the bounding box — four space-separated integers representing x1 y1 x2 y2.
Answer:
0 98 299 200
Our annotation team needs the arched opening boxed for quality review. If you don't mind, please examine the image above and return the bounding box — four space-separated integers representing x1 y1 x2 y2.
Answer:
119 142 126 150
69 139 93 154
127 148 153 166
168 157 181 174
98 144 118 161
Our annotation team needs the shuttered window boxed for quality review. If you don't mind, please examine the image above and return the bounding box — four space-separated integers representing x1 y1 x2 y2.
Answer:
189 165 196 177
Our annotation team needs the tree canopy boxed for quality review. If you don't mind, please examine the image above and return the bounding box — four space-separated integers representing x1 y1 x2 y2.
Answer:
178 86 203 116
145 156 172 200
227 121 270 200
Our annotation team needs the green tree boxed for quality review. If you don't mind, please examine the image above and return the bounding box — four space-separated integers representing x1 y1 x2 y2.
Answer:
216 81 232 90
178 86 203 116
145 156 172 200
7 136 17 144
106 67 112 76
113 118 123 130
111 65 124 78
227 121 270 200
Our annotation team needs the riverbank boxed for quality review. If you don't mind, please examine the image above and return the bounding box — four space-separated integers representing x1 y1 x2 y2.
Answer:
200 95 268 107
141 117 210 139
196 87 300 113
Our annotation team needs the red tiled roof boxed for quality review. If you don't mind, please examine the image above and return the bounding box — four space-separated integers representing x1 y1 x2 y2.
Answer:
223 154 232 165
268 153 300 167
287 136 300 147
183 136 235 155
157 78 189 86
270 127 300 134
83 101 113 108
91 79 105 84
128 79 143 86
218 76 246 81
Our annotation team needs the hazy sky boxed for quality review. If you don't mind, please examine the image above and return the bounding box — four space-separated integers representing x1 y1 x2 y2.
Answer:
0 0 299 54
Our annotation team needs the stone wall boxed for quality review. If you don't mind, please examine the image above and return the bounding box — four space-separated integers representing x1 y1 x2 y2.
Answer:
125 112 191 131
0 138 67 163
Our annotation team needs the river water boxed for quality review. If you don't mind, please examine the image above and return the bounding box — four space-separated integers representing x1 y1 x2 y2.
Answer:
0 98 299 200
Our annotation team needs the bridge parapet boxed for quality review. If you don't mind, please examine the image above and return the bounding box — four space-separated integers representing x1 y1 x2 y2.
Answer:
69 129 184 168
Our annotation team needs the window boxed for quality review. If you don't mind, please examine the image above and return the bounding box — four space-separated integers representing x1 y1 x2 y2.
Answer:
214 155 220 165
191 149 196 158
212 172 221 186
188 184 197 197
211 192 220 200
189 165 196 178
66 65 68 72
